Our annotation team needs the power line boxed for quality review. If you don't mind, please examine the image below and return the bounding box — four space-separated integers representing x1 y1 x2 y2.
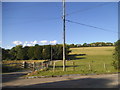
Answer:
66 3 110 16
66 19 118 34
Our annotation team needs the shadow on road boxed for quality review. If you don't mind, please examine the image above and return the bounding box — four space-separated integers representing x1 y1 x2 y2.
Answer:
2 71 29 83
3 76 119 88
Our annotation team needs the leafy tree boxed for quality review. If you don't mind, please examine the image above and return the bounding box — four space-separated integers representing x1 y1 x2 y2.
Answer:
69 44 75 48
83 43 88 47
28 46 35 60
34 45 43 60
23 46 29 60
53 44 63 60
113 40 120 70
2 44 71 60
2 48 10 60
15 45 26 60
9 47 17 60
42 45 51 59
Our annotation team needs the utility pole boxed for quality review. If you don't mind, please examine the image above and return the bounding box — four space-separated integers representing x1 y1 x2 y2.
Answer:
62 0 66 71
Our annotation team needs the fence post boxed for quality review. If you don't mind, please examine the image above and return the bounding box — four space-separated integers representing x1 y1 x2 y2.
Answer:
89 63 91 71
33 62 35 71
50 61 53 65
104 63 107 71
22 61 25 68
22 61 27 68
53 61 56 72
72 61 75 71
42 62 44 69
46 62 49 69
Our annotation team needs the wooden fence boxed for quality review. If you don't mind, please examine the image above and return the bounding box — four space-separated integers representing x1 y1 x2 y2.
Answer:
3 61 50 71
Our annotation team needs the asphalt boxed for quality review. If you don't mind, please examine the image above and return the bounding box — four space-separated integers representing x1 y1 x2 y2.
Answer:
2 72 119 88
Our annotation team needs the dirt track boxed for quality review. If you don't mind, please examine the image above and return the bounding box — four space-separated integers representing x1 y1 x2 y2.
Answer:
2 72 119 88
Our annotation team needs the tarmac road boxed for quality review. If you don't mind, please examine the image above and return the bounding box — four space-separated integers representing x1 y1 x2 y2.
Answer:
2 72 119 88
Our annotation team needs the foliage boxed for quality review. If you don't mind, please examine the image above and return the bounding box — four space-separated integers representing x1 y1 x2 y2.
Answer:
113 40 120 70
2 48 11 60
34 45 43 60
2 44 70 60
67 42 114 48
28 46 35 60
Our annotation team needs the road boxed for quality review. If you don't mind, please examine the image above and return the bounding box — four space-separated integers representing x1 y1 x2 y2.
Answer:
2 72 119 88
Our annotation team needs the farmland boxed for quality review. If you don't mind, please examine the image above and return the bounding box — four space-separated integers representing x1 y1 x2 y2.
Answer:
27 46 118 76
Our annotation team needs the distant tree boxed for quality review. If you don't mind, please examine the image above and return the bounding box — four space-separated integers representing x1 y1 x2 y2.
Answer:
76 44 81 47
15 45 26 60
113 40 120 70
52 44 70 60
34 45 43 60
23 46 29 60
28 46 35 60
83 43 88 47
106 42 114 46
53 44 63 60
2 44 71 60
42 45 51 60
69 44 75 48
2 48 10 60
9 47 17 60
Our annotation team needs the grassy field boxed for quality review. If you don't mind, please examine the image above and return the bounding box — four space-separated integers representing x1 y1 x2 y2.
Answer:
29 46 118 76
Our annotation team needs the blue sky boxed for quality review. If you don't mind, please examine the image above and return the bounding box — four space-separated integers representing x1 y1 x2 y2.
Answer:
2 2 118 49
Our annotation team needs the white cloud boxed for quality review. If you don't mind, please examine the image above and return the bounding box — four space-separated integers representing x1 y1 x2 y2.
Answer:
6 45 13 49
23 43 27 47
13 41 22 45
13 40 57 47
24 41 29 44
32 40 38 44
40 40 48 44
23 43 34 47
26 44 33 46
50 40 57 44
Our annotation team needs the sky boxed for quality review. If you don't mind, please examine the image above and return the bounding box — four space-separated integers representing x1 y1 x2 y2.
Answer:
2 2 118 49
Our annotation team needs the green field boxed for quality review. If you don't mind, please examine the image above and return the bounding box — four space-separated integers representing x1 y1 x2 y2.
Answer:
28 46 118 77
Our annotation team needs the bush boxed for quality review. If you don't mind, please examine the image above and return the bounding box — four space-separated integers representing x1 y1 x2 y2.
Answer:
113 40 120 70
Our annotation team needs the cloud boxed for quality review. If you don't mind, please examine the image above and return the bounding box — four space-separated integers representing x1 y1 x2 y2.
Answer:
12 40 57 47
6 45 13 49
13 41 22 45
50 40 57 44
40 40 48 44
26 44 33 46
32 40 38 44
24 41 29 44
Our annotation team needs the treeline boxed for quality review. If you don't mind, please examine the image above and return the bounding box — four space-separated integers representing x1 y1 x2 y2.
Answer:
2 44 71 60
68 42 114 48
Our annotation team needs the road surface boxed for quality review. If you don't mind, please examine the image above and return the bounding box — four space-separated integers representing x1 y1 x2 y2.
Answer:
2 71 119 88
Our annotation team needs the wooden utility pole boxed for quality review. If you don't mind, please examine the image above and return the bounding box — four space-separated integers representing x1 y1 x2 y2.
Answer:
62 0 66 71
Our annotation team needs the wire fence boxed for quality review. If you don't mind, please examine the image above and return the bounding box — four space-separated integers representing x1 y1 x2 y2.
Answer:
49 60 116 73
